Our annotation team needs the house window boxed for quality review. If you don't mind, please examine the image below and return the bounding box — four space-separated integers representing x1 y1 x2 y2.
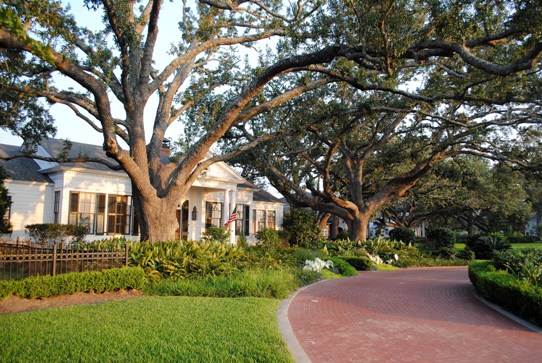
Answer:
253 209 266 233
107 195 129 234
68 192 126 235
267 210 276 230
235 204 250 236
69 192 100 233
53 191 60 223
2 196 11 229
205 202 223 228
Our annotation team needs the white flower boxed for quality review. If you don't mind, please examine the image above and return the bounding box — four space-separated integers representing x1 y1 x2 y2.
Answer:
303 257 334 272
368 253 383 265
394 254 399 261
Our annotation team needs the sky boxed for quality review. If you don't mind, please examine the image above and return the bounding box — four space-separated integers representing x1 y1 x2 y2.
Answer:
1 0 189 147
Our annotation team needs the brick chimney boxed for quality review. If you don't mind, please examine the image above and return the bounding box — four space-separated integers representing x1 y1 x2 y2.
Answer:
161 138 171 158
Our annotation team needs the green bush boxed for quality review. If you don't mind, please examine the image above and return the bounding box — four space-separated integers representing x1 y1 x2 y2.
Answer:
340 256 374 271
0 267 146 299
363 238 422 261
322 239 366 256
129 240 246 279
506 233 539 244
425 227 456 250
255 228 284 248
144 268 299 299
492 248 542 287
467 233 511 259
282 209 322 248
469 260 542 326
291 248 328 267
25 223 90 246
328 257 357 276
395 256 470 268
493 248 542 275
388 227 416 245
201 227 230 243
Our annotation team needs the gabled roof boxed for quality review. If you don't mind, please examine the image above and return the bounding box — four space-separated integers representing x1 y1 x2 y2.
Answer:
1 139 263 192
253 189 284 204
39 138 119 173
0 144 53 183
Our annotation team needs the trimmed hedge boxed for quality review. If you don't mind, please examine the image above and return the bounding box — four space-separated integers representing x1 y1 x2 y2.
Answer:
328 257 357 276
340 256 374 271
468 260 542 327
0 267 147 299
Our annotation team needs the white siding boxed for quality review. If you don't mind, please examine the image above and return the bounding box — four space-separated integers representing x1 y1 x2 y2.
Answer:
5 180 54 239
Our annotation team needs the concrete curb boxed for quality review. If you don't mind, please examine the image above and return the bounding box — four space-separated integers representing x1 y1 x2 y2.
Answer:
473 292 542 334
277 282 326 363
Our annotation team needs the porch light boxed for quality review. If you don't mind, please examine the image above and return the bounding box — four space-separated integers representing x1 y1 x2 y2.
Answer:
192 206 197 221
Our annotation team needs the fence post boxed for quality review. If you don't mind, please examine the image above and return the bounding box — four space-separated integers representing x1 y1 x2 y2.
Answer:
52 243 57 276
125 244 129 267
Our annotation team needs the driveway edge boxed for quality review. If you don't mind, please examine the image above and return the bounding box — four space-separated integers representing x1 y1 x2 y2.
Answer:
473 292 542 334
277 282 324 363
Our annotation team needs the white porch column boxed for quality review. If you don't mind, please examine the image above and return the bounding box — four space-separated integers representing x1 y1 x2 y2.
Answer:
223 189 230 227
229 190 237 244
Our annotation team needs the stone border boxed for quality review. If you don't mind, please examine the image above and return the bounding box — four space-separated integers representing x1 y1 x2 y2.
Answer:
473 292 542 334
277 282 327 363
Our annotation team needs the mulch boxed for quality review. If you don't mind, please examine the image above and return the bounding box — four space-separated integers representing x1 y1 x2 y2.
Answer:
0 290 144 315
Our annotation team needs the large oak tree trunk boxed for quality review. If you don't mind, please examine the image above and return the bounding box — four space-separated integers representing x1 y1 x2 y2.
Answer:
349 213 371 241
133 190 180 242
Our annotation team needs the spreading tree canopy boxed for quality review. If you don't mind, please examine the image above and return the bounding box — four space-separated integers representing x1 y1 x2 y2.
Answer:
0 0 541 241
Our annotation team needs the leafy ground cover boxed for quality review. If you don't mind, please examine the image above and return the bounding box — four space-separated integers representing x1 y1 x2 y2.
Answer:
0 296 294 363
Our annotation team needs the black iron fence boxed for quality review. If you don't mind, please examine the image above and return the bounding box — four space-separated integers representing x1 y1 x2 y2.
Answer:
0 241 129 280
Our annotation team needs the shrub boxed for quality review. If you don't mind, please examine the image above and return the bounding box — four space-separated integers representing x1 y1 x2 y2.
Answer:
282 209 322 248
493 248 542 275
492 248 542 287
322 239 366 256
255 228 283 249
425 227 456 250
0 267 146 299
506 233 539 244
291 248 328 267
467 233 511 259
201 226 230 243
340 256 374 271
456 248 476 261
469 260 542 326
25 223 90 246
388 227 416 245
363 237 422 261
144 268 299 299
328 257 357 276
129 240 246 279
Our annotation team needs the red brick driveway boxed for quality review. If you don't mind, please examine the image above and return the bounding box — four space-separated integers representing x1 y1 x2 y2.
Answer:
285 267 542 363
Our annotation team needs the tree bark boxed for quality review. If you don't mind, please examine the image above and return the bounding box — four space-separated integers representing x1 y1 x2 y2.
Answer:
133 191 179 242
349 213 371 241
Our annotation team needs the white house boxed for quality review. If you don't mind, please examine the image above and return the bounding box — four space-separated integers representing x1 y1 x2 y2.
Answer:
0 139 284 243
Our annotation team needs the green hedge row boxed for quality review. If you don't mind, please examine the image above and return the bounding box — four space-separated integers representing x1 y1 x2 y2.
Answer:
468 260 542 326
0 267 147 299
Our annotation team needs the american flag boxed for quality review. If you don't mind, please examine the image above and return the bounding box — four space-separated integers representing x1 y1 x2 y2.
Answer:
224 207 237 227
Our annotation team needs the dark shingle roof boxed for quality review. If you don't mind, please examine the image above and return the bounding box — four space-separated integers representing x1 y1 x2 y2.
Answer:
0 144 53 183
39 138 120 172
253 189 284 204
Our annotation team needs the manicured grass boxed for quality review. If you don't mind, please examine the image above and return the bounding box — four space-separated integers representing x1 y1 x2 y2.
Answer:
455 243 542 250
510 242 542 249
0 296 294 362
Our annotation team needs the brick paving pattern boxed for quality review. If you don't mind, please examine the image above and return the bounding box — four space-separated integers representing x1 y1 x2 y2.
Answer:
287 267 542 363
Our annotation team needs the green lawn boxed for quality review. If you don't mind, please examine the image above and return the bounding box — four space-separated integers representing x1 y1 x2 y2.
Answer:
455 242 542 250
0 296 294 362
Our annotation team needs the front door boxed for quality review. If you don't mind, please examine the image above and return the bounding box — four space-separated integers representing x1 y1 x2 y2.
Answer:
175 209 181 240
181 201 189 241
